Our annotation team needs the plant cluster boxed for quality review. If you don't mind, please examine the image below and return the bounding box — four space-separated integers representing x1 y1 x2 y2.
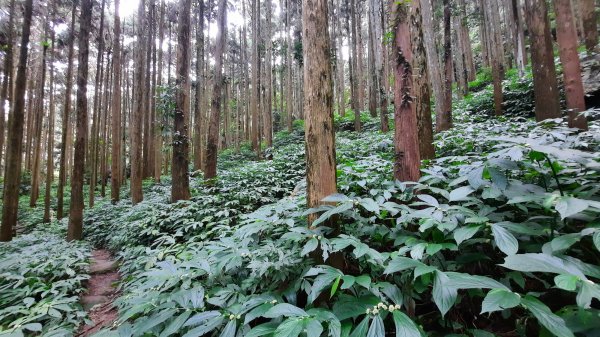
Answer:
0 224 91 336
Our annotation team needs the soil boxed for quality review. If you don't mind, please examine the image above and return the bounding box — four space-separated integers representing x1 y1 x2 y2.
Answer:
77 249 120 336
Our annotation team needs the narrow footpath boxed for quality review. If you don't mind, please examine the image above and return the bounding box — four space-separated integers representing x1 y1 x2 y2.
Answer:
78 250 120 336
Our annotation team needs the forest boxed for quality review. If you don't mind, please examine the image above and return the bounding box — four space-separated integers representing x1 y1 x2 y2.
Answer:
0 0 600 335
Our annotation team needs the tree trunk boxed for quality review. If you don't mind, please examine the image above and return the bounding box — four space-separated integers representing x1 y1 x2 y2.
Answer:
30 42 48 207
264 0 273 149
554 0 589 130
251 0 261 153
204 0 228 180
44 13 56 223
111 0 122 203
1 0 33 241
57 2 77 220
421 0 445 131
581 0 598 51
131 0 146 204
437 0 453 131
511 0 527 75
525 0 562 121
68 0 93 241
303 0 337 218
0 0 15 178
155 0 165 182
193 0 205 171
393 0 421 182
172 0 192 201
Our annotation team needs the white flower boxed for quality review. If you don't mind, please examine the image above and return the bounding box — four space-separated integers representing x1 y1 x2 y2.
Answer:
366 308 371 314
394 304 401 310
229 314 235 320
372 308 379 315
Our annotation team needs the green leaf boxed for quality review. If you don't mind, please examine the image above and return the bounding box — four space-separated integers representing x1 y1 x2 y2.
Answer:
349 316 370 337
480 289 521 313
366 315 385 337
21 323 42 332
449 186 474 202
244 303 274 325
160 311 192 337
521 296 574 337
433 271 457 317
181 316 225 337
391 311 421 337
453 225 482 245
313 203 354 227
302 238 319 256
593 232 600 252
555 197 589 220
500 254 586 279
554 274 579 291
355 275 371 289
576 281 600 308
359 198 380 214
133 309 177 335
491 223 518 255
445 272 509 290
246 323 278 337
274 318 305 337
306 319 324 337
219 320 237 337
331 276 342 298
385 256 425 274
322 194 350 203
184 311 221 327
264 303 308 318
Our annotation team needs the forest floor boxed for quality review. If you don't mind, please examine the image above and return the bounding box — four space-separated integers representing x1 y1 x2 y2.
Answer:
78 250 120 336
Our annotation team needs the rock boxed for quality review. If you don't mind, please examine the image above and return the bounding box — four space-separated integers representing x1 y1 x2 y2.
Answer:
89 260 119 275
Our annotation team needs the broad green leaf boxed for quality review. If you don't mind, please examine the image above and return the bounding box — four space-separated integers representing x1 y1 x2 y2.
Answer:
312 203 354 227
433 271 457 317
554 274 579 291
480 289 520 313
246 323 278 337
274 318 305 337
392 311 421 337
576 281 600 308
416 195 439 207
453 225 482 245
133 309 177 335
219 320 237 337
331 276 342 298
306 319 324 337
384 256 425 274
491 223 518 255
21 324 42 332
355 275 371 289
445 272 509 290
322 194 350 203
302 238 319 256
555 197 589 220
366 315 385 337
160 311 192 337
184 311 221 327
181 316 225 337
449 186 474 202
244 303 274 324
500 254 586 279
349 316 370 337
264 303 308 318
521 296 574 337
593 232 600 252
359 198 380 214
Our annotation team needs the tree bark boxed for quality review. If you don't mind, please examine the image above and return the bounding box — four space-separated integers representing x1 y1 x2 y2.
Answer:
204 0 228 180
131 0 146 204
172 0 192 200
554 0 589 130
581 0 598 51
68 0 93 241
303 0 337 217
44 10 56 223
437 0 453 131
193 0 205 171
393 0 421 182
0 0 16 178
57 2 77 220
525 0 562 121
0 0 33 241
111 0 123 203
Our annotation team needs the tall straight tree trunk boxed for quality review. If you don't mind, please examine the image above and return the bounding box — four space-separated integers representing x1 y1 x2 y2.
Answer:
581 0 598 51
58 2 77 220
393 0 421 182
44 18 56 223
286 0 294 130
30 42 48 207
264 0 273 148
251 0 261 153
155 0 165 182
350 0 361 132
303 0 337 221
511 0 527 75
111 0 122 203
0 0 33 242
172 0 192 201
421 0 445 130
68 0 92 241
525 0 561 121
335 0 346 117
437 0 453 131
554 0 589 130
131 0 146 204
458 0 476 81
193 0 205 171
204 0 228 180
486 0 505 116
0 0 15 177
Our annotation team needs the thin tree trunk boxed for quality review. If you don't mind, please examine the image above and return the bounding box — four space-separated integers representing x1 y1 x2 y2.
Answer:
68 0 93 241
581 0 598 52
111 0 122 203
131 0 146 204
0 0 15 177
438 0 453 131
58 2 77 220
204 0 228 180
193 0 205 171
264 0 273 148
44 13 56 223
30 42 48 207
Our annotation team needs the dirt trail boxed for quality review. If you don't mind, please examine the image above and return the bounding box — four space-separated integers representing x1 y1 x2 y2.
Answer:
78 249 120 336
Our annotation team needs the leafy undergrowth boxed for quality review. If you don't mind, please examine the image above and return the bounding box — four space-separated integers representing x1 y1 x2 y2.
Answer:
79 112 600 337
0 224 91 336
